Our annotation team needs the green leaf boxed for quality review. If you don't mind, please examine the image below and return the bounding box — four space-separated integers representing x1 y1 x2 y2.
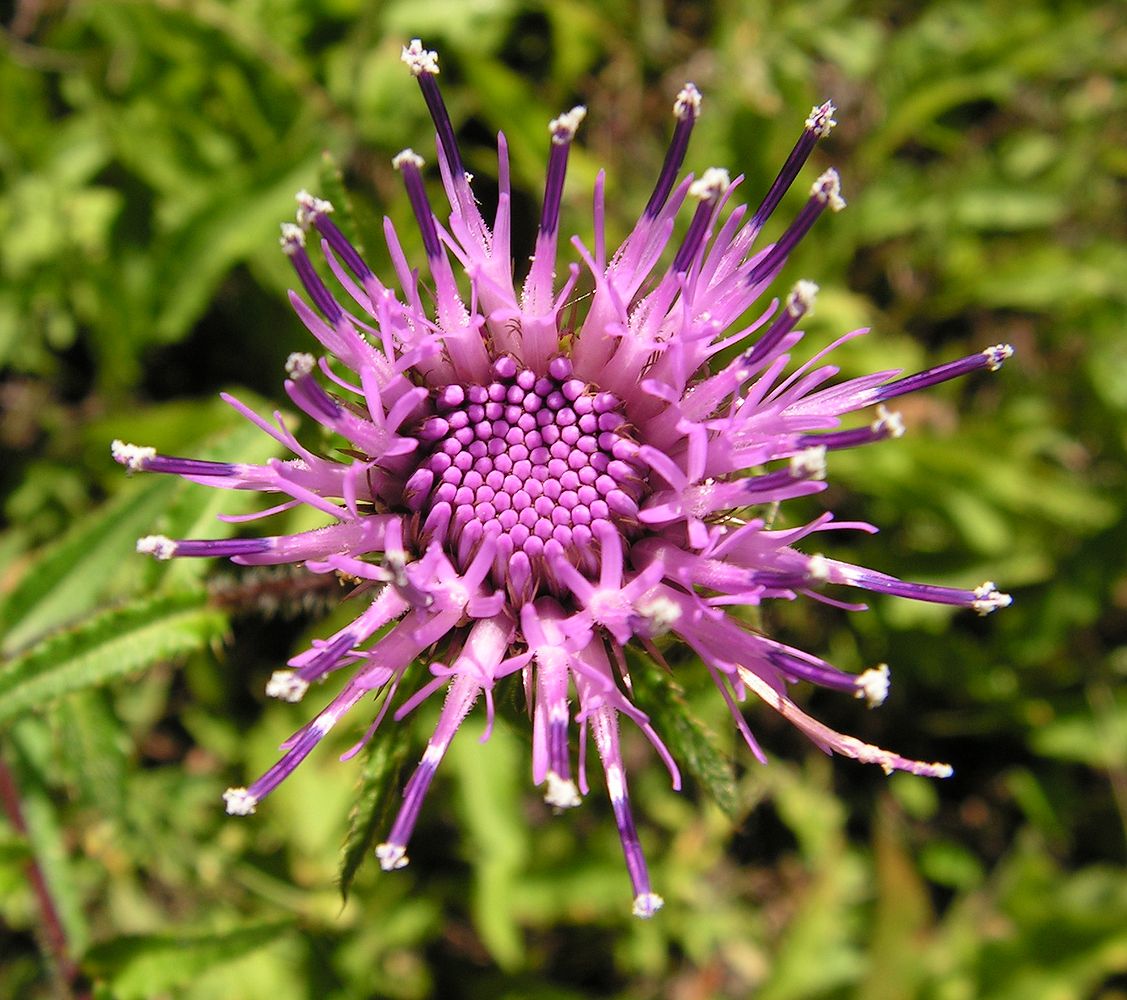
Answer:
83 919 294 1000
337 719 412 903
0 592 227 726
628 652 742 821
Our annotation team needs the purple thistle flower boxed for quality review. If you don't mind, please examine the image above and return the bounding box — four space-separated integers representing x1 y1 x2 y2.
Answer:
114 39 1013 918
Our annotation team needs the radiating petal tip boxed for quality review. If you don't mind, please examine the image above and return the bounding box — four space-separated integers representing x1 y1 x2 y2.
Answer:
223 787 258 816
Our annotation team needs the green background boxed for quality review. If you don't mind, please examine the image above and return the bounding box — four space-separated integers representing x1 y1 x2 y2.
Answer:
2 0 1125 997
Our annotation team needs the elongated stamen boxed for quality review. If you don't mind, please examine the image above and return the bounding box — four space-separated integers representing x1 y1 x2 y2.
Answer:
870 345 1015 403
752 100 836 231
822 559 1013 615
393 150 443 260
643 83 702 219
281 223 342 322
540 106 585 238
744 280 819 366
746 169 845 288
111 440 237 477
672 168 729 273
296 191 372 280
401 39 465 184
284 352 341 421
799 406 904 451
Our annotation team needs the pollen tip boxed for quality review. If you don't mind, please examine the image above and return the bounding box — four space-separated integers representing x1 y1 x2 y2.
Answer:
688 167 730 202
787 279 819 317
873 404 905 438
790 445 827 481
973 582 1012 616
279 222 306 254
985 343 1015 371
549 105 587 144
805 100 838 138
111 440 156 471
222 787 258 816
376 842 409 871
392 148 425 171
285 352 316 378
855 663 890 708
295 189 333 229
812 168 846 212
544 772 582 809
265 669 309 703
674 83 702 120
806 552 830 582
137 534 176 560
632 892 665 918
401 38 439 76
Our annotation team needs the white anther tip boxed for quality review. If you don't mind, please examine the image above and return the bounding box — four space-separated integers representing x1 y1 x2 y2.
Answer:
688 167 730 201
973 582 1012 615
544 772 582 809
632 893 665 918
985 344 1015 371
874 404 905 438
265 670 309 703
376 843 409 871
111 440 156 471
392 149 425 171
550 106 586 144
285 352 316 378
790 445 827 481
279 222 306 254
787 280 819 316
136 535 176 560
294 190 333 229
806 100 838 137
401 39 439 76
855 663 890 708
674 83 702 120
812 168 846 212
223 787 258 816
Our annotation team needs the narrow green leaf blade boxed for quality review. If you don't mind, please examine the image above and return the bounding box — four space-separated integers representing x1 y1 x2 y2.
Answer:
0 592 227 726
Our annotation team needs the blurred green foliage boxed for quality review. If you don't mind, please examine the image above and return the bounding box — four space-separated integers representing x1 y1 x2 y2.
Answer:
2 0 1126 997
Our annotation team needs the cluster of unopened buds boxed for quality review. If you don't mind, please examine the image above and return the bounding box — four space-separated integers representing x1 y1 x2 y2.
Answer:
115 40 1012 917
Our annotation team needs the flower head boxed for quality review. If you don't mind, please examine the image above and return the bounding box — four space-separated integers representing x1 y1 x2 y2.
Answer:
116 40 1013 917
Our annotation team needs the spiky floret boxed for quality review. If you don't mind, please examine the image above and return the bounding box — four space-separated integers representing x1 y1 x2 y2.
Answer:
117 39 1013 917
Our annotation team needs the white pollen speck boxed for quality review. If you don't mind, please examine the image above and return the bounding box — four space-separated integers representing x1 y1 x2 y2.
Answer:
805 101 837 137
265 670 308 703
973 581 1012 616
674 83 702 120
401 39 439 76
285 352 315 378
545 772 582 809
806 553 830 582
392 149 425 171
112 440 156 471
985 343 1014 371
137 535 177 560
279 222 305 254
855 663 890 708
223 787 258 815
874 404 905 438
632 893 665 918
790 445 827 481
636 596 681 637
812 168 846 212
295 190 333 229
605 764 626 802
376 843 409 871
787 279 819 317
550 106 586 144
688 167 730 201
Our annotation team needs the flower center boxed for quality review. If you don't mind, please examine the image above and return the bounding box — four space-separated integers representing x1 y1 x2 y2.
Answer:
414 356 644 598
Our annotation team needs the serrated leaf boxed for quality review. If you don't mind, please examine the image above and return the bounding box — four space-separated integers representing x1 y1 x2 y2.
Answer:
0 592 227 726
83 919 294 1000
337 720 411 903
628 652 742 821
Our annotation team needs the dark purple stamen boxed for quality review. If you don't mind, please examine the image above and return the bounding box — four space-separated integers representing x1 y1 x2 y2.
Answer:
751 100 836 231
394 151 443 260
871 346 1013 403
643 83 701 219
